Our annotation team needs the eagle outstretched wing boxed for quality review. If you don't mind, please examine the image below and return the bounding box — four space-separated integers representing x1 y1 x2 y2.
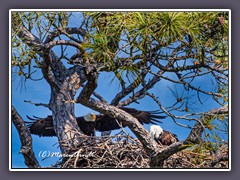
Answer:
95 107 166 132
25 115 56 137
25 107 166 137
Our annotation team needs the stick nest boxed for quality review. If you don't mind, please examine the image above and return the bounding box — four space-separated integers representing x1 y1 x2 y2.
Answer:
59 133 149 168
55 134 228 169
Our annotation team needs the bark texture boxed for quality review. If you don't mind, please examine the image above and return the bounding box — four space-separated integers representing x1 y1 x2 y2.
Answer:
12 106 40 168
12 13 88 153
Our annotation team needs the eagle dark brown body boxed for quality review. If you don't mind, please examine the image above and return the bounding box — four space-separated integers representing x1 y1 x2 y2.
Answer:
26 107 166 137
150 125 179 146
157 130 179 146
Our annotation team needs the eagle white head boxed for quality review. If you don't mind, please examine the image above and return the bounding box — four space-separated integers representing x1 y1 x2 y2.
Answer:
84 113 97 122
150 125 163 140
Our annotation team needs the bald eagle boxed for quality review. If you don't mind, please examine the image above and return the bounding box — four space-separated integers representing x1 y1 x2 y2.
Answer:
150 125 179 146
26 107 166 137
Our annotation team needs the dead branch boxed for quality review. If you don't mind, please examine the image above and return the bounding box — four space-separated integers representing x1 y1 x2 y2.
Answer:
75 66 159 157
117 70 164 107
44 27 86 44
24 100 50 109
211 144 229 167
187 105 228 143
11 105 40 168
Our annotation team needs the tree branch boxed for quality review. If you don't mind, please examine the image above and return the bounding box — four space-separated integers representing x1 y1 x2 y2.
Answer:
24 100 50 109
44 27 86 44
92 91 108 103
187 105 228 143
150 141 189 167
76 65 159 155
111 72 146 106
147 102 228 167
77 97 160 155
117 70 164 107
76 64 98 101
146 92 192 128
12 13 67 88
11 106 40 168
45 40 81 49
211 144 228 167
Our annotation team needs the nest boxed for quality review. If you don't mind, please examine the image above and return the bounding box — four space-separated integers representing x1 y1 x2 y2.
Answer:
60 133 149 168
164 146 229 169
54 134 228 169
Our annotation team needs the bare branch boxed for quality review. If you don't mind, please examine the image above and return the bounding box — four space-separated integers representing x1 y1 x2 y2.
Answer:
187 105 228 143
117 70 164 107
146 93 192 128
79 84 107 103
111 72 146 106
44 27 86 43
92 92 108 103
76 64 98 102
150 141 188 167
75 68 159 155
211 144 228 167
24 100 50 109
77 97 159 155
45 40 81 49
11 106 40 168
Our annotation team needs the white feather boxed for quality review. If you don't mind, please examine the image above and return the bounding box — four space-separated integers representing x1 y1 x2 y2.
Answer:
84 113 95 122
150 125 163 140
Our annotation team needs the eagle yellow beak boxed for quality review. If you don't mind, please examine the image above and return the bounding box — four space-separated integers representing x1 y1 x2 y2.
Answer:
91 114 97 120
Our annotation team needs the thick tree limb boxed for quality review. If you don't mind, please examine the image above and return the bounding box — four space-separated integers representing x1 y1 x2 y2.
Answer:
211 144 229 167
45 40 81 49
150 141 189 167
77 64 98 101
76 66 159 155
207 104 228 115
148 104 228 167
92 92 108 103
12 13 67 88
11 106 40 168
75 61 228 168
78 97 160 155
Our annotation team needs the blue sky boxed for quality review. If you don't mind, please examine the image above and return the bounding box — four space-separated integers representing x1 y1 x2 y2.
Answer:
11 68 223 168
11 12 227 168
